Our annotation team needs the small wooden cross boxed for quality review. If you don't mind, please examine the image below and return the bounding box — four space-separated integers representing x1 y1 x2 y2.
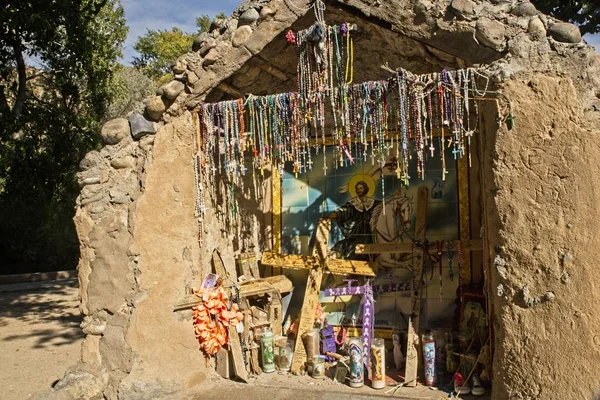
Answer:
261 218 377 373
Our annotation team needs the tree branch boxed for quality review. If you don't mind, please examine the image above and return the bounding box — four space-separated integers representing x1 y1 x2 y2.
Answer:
12 43 27 119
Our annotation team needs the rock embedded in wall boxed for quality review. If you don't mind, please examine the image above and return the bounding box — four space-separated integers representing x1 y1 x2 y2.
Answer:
198 38 217 57
128 113 156 140
100 118 131 145
528 17 546 38
511 2 537 17
232 25 254 47
145 96 169 121
548 22 582 44
238 8 260 26
260 6 275 20
450 0 476 20
161 80 186 101
476 18 507 52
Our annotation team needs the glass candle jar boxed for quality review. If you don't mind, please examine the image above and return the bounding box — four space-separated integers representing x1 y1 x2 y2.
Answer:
312 355 326 379
348 337 364 388
278 339 294 371
370 338 386 389
422 332 436 386
261 327 275 373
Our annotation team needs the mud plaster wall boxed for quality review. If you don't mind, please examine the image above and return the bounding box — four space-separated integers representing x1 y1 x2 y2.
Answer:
483 74 600 399
53 0 600 399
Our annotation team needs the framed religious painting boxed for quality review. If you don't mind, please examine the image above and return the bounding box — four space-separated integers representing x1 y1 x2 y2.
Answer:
277 140 465 332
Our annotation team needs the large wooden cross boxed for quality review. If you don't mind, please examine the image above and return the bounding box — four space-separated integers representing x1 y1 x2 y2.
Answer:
261 218 378 373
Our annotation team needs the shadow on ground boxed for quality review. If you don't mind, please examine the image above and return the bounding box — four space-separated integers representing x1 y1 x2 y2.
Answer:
0 279 84 348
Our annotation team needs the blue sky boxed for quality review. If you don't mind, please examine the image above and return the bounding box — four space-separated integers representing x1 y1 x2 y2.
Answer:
120 0 599 63
120 0 240 63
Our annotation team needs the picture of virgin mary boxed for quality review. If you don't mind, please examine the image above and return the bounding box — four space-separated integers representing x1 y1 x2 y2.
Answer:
327 175 380 260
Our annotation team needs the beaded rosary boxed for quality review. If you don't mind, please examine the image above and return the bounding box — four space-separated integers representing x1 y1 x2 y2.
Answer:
196 66 489 207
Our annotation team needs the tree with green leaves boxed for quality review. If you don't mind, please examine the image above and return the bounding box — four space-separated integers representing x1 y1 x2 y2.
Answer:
0 0 128 273
133 12 226 81
532 0 600 35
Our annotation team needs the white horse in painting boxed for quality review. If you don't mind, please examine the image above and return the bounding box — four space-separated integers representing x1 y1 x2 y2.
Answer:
370 191 412 268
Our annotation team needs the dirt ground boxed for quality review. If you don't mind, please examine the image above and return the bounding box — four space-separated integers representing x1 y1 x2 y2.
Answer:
0 279 84 400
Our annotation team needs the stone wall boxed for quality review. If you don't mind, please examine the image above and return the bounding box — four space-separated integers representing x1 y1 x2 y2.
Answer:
40 0 600 399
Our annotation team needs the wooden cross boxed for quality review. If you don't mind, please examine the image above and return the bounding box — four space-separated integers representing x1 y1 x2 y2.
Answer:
404 187 428 387
261 218 378 373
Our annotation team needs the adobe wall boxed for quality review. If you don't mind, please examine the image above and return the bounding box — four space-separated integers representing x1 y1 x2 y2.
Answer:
483 74 600 399
38 0 600 399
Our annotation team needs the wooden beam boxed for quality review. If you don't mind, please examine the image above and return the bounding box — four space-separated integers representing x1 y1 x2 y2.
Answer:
261 252 377 277
228 325 249 382
404 187 428 387
260 64 289 82
218 82 244 98
255 55 294 81
356 239 483 255
290 219 329 373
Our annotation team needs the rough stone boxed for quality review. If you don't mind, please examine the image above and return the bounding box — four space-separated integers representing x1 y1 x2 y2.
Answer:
450 0 476 20
172 57 187 74
238 8 259 26
198 38 217 57
192 32 210 52
79 177 101 187
232 25 254 47
50 371 106 400
100 118 130 145
476 18 507 51
209 18 227 34
203 42 232 67
186 70 199 85
81 310 110 335
80 151 105 171
110 156 135 169
260 6 276 20
145 96 168 121
128 113 156 140
139 135 155 151
161 80 186 101
528 17 546 37
511 2 537 17
548 22 582 43
80 183 103 199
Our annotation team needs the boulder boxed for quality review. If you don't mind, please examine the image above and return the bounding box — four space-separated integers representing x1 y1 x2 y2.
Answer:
511 2 537 17
199 38 217 57
476 18 507 52
145 96 168 121
161 80 185 100
128 113 156 139
100 118 130 145
528 17 546 37
548 22 582 43
210 18 227 34
192 32 210 52
239 8 259 26
450 0 476 20
232 25 254 47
